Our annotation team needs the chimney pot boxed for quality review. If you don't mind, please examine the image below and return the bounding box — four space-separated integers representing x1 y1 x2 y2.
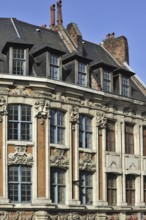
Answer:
42 24 47 28
106 33 110 39
57 0 63 25
111 32 115 39
50 4 55 28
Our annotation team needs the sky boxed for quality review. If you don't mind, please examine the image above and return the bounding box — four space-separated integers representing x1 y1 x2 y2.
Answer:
1 0 146 84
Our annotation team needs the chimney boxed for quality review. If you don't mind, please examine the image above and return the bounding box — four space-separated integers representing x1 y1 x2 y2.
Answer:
50 4 55 28
66 23 83 53
42 24 47 28
57 0 63 26
103 33 129 65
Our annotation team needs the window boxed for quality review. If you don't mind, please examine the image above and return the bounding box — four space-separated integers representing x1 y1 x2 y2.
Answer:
79 115 92 148
144 176 146 204
143 127 146 156
103 71 111 92
8 105 32 141
126 175 135 205
50 109 65 144
106 121 115 152
122 77 129 97
13 48 26 75
50 54 60 80
125 124 134 154
8 165 31 202
80 171 93 205
107 173 117 205
51 168 66 204
78 62 87 86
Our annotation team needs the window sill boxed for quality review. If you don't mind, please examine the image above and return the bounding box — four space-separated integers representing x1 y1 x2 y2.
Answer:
50 143 69 150
7 140 34 146
79 148 96 154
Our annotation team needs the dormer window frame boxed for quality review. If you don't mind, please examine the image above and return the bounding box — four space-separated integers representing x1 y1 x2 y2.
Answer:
101 68 113 93
9 46 29 76
76 60 89 87
119 73 131 97
46 52 62 80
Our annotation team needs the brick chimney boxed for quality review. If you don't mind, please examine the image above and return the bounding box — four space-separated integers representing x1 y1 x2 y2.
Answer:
50 4 55 29
103 33 129 65
66 23 83 53
57 0 63 26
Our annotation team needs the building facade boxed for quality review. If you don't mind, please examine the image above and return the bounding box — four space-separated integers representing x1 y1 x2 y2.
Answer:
0 1 146 219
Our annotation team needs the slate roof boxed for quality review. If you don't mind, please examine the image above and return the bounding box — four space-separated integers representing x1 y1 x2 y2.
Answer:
0 18 145 102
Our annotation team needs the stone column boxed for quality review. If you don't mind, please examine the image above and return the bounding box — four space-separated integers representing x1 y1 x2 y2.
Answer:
96 112 108 204
33 99 51 203
70 106 80 205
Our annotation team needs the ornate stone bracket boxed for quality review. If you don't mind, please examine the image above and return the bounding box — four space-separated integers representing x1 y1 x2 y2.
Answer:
96 112 107 128
70 106 79 130
79 153 96 172
8 146 33 166
50 149 69 169
35 99 50 124
0 96 7 122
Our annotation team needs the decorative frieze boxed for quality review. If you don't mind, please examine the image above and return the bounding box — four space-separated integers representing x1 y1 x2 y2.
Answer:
0 211 34 220
106 214 119 220
35 99 50 123
126 214 138 220
48 213 97 220
50 149 69 169
79 153 96 172
8 146 33 166
96 112 107 128
124 107 136 117
0 96 7 121
70 106 79 129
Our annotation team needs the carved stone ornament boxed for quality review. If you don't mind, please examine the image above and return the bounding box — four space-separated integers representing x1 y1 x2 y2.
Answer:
0 96 7 121
104 103 117 113
9 86 40 97
79 153 96 172
124 107 136 117
96 112 107 128
50 149 69 169
142 111 146 120
35 99 50 123
126 215 138 220
0 211 34 220
49 213 69 220
8 146 33 166
70 106 79 129
106 214 119 220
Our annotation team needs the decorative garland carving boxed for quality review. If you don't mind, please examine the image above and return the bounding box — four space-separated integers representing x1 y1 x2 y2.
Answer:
50 149 69 169
0 96 7 121
96 112 107 128
126 215 138 220
0 211 34 220
79 153 96 172
70 106 79 129
48 213 97 220
35 99 50 124
106 214 119 220
8 146 33 166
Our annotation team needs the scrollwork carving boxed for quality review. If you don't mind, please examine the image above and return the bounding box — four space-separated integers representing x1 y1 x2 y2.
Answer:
0 96 7 121
50 149 69 169
96 112 107 128
70 106 79 129
79 153 96 172
8 146 33 166
34 99 50 124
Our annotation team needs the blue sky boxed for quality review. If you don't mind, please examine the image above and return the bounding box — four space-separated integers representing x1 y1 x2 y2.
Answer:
1 0 146 84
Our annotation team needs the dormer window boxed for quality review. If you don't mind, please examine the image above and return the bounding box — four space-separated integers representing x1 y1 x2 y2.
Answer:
122 76 129 97
50 54 60 80
13 48 26 75
78 62 87 86
103 71 111 92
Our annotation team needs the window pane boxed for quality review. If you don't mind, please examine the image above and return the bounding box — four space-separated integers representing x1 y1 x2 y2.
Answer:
79 115 92 148
80 171 93 205
8 105 32 141
21 184 31 202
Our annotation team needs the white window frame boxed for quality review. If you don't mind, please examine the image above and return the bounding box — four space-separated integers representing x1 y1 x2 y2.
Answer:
9 47 27 76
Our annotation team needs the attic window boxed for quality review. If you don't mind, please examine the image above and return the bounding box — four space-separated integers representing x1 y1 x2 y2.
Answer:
50 54 60 80
122 76 129 97
13 48 26 75
103 71 111 93
78 62 87 86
